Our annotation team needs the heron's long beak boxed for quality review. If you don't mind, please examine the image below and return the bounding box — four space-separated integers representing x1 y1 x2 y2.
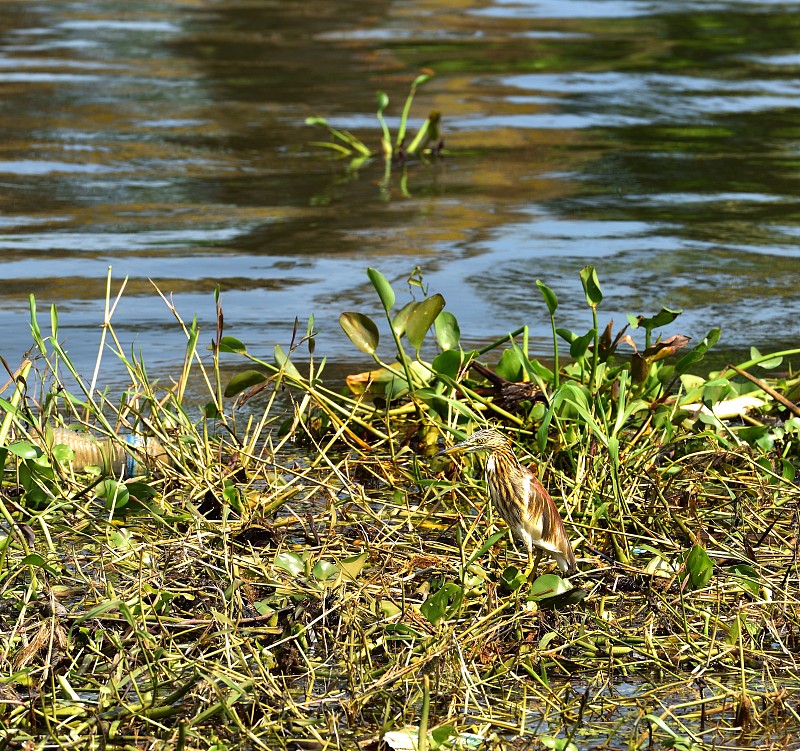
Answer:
435 441 468 457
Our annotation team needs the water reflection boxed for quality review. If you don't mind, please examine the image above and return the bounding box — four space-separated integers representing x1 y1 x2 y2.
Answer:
1 0 799 387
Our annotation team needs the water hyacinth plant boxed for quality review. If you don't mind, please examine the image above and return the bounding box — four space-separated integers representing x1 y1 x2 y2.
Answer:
305 70 443 168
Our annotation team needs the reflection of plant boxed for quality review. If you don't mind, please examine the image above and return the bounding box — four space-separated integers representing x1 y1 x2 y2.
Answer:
305 70 443 169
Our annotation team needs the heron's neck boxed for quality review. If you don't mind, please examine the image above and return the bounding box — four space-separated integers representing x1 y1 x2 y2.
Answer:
486 445 523 482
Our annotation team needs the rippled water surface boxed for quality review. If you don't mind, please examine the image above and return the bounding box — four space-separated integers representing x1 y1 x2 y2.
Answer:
3 0 800 384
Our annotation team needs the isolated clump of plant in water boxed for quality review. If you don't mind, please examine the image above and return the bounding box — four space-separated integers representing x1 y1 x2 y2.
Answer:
305 69 444 170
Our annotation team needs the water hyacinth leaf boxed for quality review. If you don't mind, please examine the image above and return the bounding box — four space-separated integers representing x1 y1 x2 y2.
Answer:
632 307 682 331
218 336 248 355
420 582 463 626
406 294 445 353
274 551 305 576
432 349 462 380
339 551 368 580
51 443 75 464
501 565 526 592
274 344 302 379
8 441 39 460
392 301 417 336
367 267 395 312
434 310 460 350
751 346 783 369
223 481 243 513
685 544 713 589
224 369 267 398
537 280 559 316
729 564 759 596
98 479 130 510
312 560 339 581
569 329 595 361
528 573 571 600
203 402 222 419
339 312 380 355
675 329 721 374
540 737 578 751
495 347 524 382
21 553 59 576
579 265 603 307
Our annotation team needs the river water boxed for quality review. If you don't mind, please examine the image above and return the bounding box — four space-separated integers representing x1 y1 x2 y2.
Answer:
2 0 800 388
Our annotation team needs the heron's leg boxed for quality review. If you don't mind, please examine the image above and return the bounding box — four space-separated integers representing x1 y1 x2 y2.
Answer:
527 549 542 583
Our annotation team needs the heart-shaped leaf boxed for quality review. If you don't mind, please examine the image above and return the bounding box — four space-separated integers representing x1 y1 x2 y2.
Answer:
340 312 380 355
8 441 39 460
312 560 339 582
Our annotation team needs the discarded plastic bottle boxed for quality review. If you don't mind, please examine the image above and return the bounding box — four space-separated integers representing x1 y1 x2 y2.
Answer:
49 428 167 479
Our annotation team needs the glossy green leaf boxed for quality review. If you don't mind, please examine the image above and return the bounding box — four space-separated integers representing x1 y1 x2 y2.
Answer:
339 551 369 580
406 294 445 353
367 267 395 312
218 336 248 354
420 582 463 626
8 441 39 460
569 329 595 361
500 565 526 592
98 479 130 510
751 346 783 369
274 344 303 379
633 307 682 331
540 736 578 751
432 349 462 380
527 573 572 600
51 444 75 464
675 328 721 374
537 280 559 316
729 564 759 596
495 346 524 382
339 312 380 355
274 551 305 576
434 311 460 350
224 369 267 398
391 301 416 336
203 402 222 419
431 725 455 746
579 266 603 307
312 560 339 581
685 544 713 589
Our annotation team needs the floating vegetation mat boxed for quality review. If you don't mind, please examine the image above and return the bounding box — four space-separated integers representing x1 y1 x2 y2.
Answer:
2 271 800 749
